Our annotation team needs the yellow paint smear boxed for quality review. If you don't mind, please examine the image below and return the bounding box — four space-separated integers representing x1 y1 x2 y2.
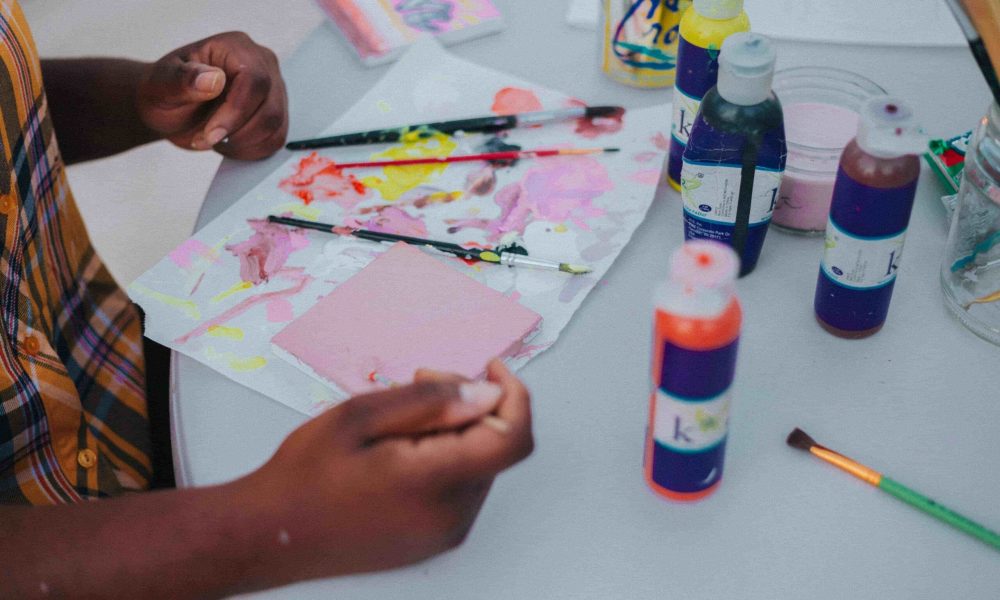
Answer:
205 347 267 372
130 284 201 320
554 223 569 233
360 132 458 201
212 280 253 303
229 356 267 372
207 325 245 341
270 202 322 221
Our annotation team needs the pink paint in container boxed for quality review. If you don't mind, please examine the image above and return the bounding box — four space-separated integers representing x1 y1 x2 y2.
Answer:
771 68 886 235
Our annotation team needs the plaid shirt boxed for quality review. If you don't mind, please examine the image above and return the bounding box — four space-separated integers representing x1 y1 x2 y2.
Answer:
1 0 151 503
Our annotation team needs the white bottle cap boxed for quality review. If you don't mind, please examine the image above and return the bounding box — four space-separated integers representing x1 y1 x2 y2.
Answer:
693 0 744 20
655 241 739 318
717 33 776 106
854 97 927 158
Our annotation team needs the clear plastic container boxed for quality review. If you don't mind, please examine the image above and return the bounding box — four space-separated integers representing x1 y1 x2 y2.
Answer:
941 102 1000 345
770 67 886 235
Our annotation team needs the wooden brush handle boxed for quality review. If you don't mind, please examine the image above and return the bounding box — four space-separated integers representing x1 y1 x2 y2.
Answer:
963 0 1000 73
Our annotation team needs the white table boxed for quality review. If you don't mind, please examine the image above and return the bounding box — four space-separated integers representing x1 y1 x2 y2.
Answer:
171 2 1000 597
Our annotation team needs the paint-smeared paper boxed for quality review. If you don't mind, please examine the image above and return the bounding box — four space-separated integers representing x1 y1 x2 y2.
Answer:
130 40 670 415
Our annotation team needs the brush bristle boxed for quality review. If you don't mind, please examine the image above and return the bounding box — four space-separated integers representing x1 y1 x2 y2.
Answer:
786 428 818 451
605 147 621 153
559 263 592 275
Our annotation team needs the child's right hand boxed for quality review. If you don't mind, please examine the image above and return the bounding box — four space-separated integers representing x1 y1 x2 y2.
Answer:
239 359 533 584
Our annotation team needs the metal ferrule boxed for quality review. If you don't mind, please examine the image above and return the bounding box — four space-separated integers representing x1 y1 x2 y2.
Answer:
517 108 586 126
500 253 561 271
811 446 882 486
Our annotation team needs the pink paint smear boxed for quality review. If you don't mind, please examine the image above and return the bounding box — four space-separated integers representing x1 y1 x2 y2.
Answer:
448 156 611 243
266 298 295 323
346 206 429 237
491 87 543 116
279 152 369 210
630 168 662 186
169 239 217 270
175 269 312 345
226 218 309 285
652 132 670 151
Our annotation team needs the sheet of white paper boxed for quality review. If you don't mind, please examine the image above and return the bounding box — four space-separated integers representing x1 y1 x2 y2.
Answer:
570 0 965 47
746 0 964 47
566 0 598 30
130 40 670 416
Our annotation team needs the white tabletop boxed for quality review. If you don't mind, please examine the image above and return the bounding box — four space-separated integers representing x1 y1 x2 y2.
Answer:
171 2 1000 598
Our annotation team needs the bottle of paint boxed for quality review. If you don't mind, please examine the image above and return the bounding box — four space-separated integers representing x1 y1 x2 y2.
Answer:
645 240 741 502
814 97 924 338
667 0 751 190
680 33 786 277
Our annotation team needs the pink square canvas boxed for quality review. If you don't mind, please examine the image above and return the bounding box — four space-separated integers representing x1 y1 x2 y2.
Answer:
271 242 541 395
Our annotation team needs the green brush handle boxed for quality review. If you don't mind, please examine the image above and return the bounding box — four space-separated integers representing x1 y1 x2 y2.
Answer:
879 477 1000 551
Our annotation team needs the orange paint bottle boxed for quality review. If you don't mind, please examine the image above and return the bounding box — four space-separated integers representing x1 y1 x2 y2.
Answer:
645 240 742 501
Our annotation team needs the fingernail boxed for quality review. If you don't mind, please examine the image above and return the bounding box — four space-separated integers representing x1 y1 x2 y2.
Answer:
194 70 222 93
482 415 511 434
459 381 502 406
206 128 228 146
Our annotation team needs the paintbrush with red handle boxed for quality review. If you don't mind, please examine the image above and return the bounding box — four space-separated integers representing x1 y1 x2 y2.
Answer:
330 147 619 169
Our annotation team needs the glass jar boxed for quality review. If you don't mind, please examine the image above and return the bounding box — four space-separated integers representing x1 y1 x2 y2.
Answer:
941 102 1000 345
770 67 886 235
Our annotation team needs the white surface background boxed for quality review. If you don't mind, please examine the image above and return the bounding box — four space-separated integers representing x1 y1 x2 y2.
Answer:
170 2 1000 599
18 0 1000 598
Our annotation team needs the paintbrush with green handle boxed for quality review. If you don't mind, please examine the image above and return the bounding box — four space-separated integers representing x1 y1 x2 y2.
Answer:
787 428 1000 551
266 215 592 275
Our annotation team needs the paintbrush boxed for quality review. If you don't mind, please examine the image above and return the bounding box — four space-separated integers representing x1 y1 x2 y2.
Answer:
366 370 510 434
266 215 592 275
322 147 619 170
787 428 1000 551
944 0 1000 105
285 106 626 150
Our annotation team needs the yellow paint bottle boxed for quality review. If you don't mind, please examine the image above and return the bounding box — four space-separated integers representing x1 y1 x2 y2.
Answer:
666 0 750 189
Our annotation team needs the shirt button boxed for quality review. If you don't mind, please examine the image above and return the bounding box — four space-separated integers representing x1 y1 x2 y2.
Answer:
77 449 98 469
22 335 40 355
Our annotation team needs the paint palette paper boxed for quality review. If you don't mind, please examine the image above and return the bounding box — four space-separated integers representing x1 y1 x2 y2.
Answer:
317 0 504 66
129 39 670 415
272 242 541 395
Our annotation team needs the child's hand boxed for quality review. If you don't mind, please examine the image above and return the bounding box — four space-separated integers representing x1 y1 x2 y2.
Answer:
242 359 533 582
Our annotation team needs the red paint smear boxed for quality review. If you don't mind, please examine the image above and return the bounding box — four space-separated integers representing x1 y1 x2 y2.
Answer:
175 269 312 345
459 241 491 266
566 98 625 139
492 87 543 116
279 152 368 210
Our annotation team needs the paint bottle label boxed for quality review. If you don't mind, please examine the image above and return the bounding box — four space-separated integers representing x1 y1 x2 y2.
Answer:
814 169 918 333
681 161 781 233
601 0 689 89
647 332 738 497
652 389 730 454
820 220 906 290
668 41 720 187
